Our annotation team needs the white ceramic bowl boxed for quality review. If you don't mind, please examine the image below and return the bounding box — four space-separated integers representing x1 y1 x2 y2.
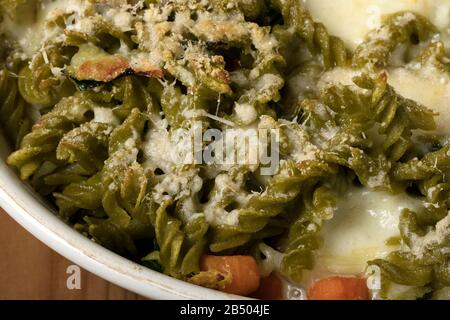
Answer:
0 133 242 300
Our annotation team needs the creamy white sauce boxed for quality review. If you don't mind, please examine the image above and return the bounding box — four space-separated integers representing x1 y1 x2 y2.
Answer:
388 63 450 136
303 0 450 50
1 0 87 57
314 187 422 275
319 65 450 137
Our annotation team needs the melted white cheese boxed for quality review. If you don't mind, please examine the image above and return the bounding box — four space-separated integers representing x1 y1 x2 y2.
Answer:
409 213 450 260
317 67 363 89
201 172 250 227
1 0 88 57
279 120 319 163
388 63 450 136
303 0 450 50
142 120 203 174
315 187 422 275
318 65 450 136
93 107 120 125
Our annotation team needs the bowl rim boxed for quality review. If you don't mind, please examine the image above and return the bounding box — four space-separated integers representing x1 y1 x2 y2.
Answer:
0 157 244 300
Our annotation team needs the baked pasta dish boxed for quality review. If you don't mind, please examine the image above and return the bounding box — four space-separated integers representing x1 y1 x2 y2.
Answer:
1 0 450 300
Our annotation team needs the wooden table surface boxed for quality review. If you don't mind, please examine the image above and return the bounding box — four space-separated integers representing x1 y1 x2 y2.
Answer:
0 207 145 300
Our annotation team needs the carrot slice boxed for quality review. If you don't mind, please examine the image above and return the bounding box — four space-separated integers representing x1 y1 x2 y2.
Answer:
251 272 284 300
308 276 370 300
200 255 260 296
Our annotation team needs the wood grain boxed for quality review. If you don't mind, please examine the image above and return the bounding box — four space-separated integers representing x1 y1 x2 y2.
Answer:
0 207 145 300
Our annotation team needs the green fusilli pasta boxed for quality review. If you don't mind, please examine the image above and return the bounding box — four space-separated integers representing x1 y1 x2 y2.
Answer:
353 12 437 69
271 0 349 70
7 93 98 179
0 69 30 148
1 0 450 300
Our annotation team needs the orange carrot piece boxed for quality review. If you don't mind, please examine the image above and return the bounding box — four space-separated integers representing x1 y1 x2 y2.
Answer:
308 276 370 300
200 255 261 296
251 272 284 300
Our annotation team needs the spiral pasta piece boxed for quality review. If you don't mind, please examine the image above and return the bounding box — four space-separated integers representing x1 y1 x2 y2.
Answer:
368 210 450 299
148 199 210 277
56 122 113 174
280 179 337 282
7 93 98 179
19 44 75 107
353 12 437 69
64 15 135 50
321 73 436 163
0 69 31 148
208 161 306 253
270 0 349 70
54 109 154 251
